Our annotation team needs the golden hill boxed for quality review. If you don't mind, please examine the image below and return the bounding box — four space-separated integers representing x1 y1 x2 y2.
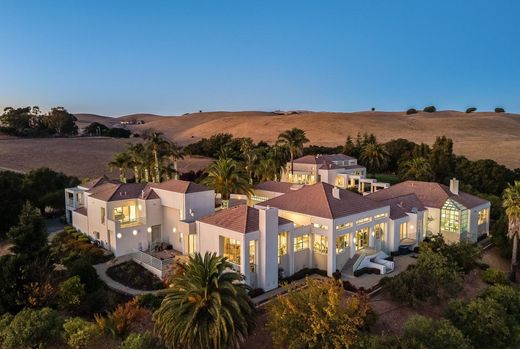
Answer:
77 110 520 169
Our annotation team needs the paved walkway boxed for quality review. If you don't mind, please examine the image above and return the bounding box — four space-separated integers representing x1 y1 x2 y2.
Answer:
252 273 327 306
94 255 164 296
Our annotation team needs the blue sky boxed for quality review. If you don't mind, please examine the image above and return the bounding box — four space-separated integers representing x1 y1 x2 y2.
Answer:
1 0 519 116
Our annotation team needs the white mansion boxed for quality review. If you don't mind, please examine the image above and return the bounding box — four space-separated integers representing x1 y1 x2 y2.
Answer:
66 154 490 291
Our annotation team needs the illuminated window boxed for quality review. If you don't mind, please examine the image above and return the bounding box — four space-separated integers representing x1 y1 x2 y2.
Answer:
335 234 349 254
313 223 328 230
399 222 407 240
355 228 369 251
374 223 385 240
478 208 489 225
188 234 197 256
314 235 328 254
336 222 353 230
294 234 309 252
440 199 468 234
249 240 256 272
356 217 372 225
374 213 388 220
113 205 137 224
278 232 288 263
223 237 240 265
251 195 268 203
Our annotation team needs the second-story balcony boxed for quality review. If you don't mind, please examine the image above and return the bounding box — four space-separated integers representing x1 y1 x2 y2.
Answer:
109 216 146 229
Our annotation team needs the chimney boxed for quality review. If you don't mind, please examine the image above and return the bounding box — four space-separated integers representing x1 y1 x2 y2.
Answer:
259 207 279 292
332 187 340 199
450 178 459 195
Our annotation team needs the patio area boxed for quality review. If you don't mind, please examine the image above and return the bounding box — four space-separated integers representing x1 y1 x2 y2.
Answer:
344 254 417 289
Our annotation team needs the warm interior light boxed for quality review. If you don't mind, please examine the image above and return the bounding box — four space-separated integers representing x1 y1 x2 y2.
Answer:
116 233 122 239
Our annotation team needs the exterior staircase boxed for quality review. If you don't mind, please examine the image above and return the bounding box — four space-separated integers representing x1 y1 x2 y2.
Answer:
341 252 362 278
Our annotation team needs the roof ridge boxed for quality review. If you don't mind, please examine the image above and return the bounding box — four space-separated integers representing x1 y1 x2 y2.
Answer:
107 183 123 201
320 182 335 219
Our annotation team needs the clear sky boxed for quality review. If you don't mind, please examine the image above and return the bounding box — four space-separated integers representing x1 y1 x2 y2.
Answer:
1 0 519 116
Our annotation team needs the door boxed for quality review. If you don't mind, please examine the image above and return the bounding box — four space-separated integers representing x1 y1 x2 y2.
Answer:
151 225 161 245
355 228 369 251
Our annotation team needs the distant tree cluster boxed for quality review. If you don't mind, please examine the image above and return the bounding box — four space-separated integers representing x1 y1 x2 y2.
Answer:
0 168 79 240
83 122 132 138
0 106 78 137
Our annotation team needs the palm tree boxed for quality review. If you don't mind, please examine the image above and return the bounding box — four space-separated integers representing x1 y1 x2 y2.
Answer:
145 132 169 183
166 141 184 180
154 252 255 349
126 143 145 182
503 181 520 282
255 158 278 182
240 138 258 184
202 157 252 208
109 152 132 183
398 156 433 181
359 142 389 176
276 128 309 175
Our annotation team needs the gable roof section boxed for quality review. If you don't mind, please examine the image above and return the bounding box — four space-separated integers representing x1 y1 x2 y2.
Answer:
254 181 305 194
88 182 148 202
198 204 292 234
368 193 426 220
259 182 387 219
146 179 211 194
79 176 116 190
367 180 488 209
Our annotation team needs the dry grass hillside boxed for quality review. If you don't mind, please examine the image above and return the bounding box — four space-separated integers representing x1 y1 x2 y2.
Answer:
85 110 520 169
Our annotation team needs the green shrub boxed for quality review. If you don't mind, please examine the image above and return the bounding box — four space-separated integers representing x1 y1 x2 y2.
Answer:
63 317 100 349
0 307 63 349
66 258 102 292
58 276 86 310
465 107 477 113
481 284 520 325
382 249 462 306
406 108 418 115
136 293 163 310
119 331 163 349
482 268 509 285
495 107 505 113
423 105 436 113
446 298 513 349
402 315 471 349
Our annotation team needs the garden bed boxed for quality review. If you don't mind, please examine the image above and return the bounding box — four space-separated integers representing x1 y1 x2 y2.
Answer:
106 261 165 291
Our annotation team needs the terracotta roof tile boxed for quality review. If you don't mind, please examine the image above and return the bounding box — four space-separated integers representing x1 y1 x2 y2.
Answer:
260 182 387 219
368 193 426 220
367 180 488 209
146 179 211 194
74 207 88 216
198 204 292 234
254 181 305 194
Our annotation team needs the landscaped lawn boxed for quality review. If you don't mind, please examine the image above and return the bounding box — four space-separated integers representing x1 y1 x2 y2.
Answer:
107 261 165 291
373 173 400 185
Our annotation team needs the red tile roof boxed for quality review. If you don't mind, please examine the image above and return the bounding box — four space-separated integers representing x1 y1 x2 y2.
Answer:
198 204 292 234
146 179 211 194
368 193 426 220
293 154 356 165
79 176 117 190
74 207 88 216
367 180 488 209
259 182 387 219
254 181 305 194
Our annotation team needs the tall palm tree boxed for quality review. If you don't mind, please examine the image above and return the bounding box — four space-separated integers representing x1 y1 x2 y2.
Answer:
255 158 278 182
240 138 258 184
398 156 433 181
145 132 169 183
503 181 520 282
276 128 309 175
154 252 255 349
126 142 145 182
108 152 132 183
359 142 389 176
202 157 252 208
166 141 184 180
